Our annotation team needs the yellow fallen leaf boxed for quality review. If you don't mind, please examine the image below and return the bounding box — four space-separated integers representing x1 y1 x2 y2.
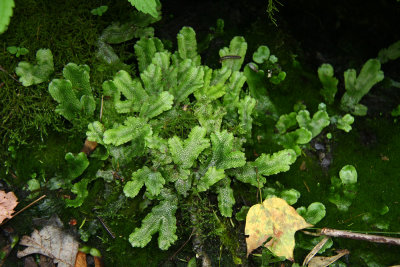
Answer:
245 197 312 261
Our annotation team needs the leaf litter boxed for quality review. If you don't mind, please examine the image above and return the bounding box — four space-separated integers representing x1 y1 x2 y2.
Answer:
17 216 79 267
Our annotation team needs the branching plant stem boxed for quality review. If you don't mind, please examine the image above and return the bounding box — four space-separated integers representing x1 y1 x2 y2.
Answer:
320 228 400 246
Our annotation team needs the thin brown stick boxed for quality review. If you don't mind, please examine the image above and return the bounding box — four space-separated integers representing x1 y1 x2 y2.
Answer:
99 95 104 122
169 228 195 261
97 216 115 239
320 228 400 246
303 180 310 193
0 65 22 84
256 167 263 204
0 195 46 226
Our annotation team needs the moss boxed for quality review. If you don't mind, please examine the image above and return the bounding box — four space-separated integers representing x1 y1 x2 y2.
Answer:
0 0 136 146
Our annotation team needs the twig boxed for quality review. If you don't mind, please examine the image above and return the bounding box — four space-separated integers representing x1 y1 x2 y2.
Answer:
169 228 195 261
303 180 310 193
0 195 46 226
99 95 104 122
256 167 263 204
0 65 22 84
97 216 115 239
320 228 400 246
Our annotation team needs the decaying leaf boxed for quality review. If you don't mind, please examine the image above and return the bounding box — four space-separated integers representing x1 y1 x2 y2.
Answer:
0 190 18 223
74 251 86 267
308 249 349 267
245 197 312 260
17 224 79 267
81 139 98 156
303 236 330 266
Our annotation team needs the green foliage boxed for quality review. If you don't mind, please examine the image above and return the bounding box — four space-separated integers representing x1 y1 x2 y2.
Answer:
233 149 297 187
249 45 286 85
296 235 333 254
7 46 28 57
175 27 201 65
328 165 358 211
16 49 54 86
129 189 178 250
103 117 152 147
86 121 105 144
0 0 14 34
65 178 90 207
238 95 256 136
296 202 326 225
47 26 306 252
296 109 330 138
318 63 338 104
336 114 355 132
65 152 89 180
217 178 235 217
124 166 165 198
276 112 297 133
235 206 250 221
197 167 225 192
266 0 282 26
97 14 159 67
128 0 159 18
91 5 108 16
274 103 354 155
134 38 164 72
253 45 270 64
378 40 400 64
263 185 301 205
254 149 297 176
100 22 154 45
340 59 384 116
391 105 400 117
219 37 247 71
168 126 210 169
48 63 95 121
210 130 246 170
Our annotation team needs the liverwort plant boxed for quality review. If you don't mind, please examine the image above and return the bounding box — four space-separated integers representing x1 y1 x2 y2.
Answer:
250 45 286 85
273 103 354 155
318 59 384 116
48 26 299 251
328 165 358 211
7 46 29 57
0 0 14 34
16 49 54 86
91 5 108 16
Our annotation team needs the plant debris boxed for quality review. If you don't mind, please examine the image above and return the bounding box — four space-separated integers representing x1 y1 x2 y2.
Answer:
17 222 79 267
0 190 18 224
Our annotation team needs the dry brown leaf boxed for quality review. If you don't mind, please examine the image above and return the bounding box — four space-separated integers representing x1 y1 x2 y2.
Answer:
245 197 313 261
74 251 87 267
0 190 18 223
94 256 104 267
17 224 79 267
303 236 330 266
308 249 349 267
81 139 98 156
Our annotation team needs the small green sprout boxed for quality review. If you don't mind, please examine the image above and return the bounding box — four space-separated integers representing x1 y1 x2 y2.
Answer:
297 202 326 225
7 46 29 57
328 165 358 211
91 5 108 16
